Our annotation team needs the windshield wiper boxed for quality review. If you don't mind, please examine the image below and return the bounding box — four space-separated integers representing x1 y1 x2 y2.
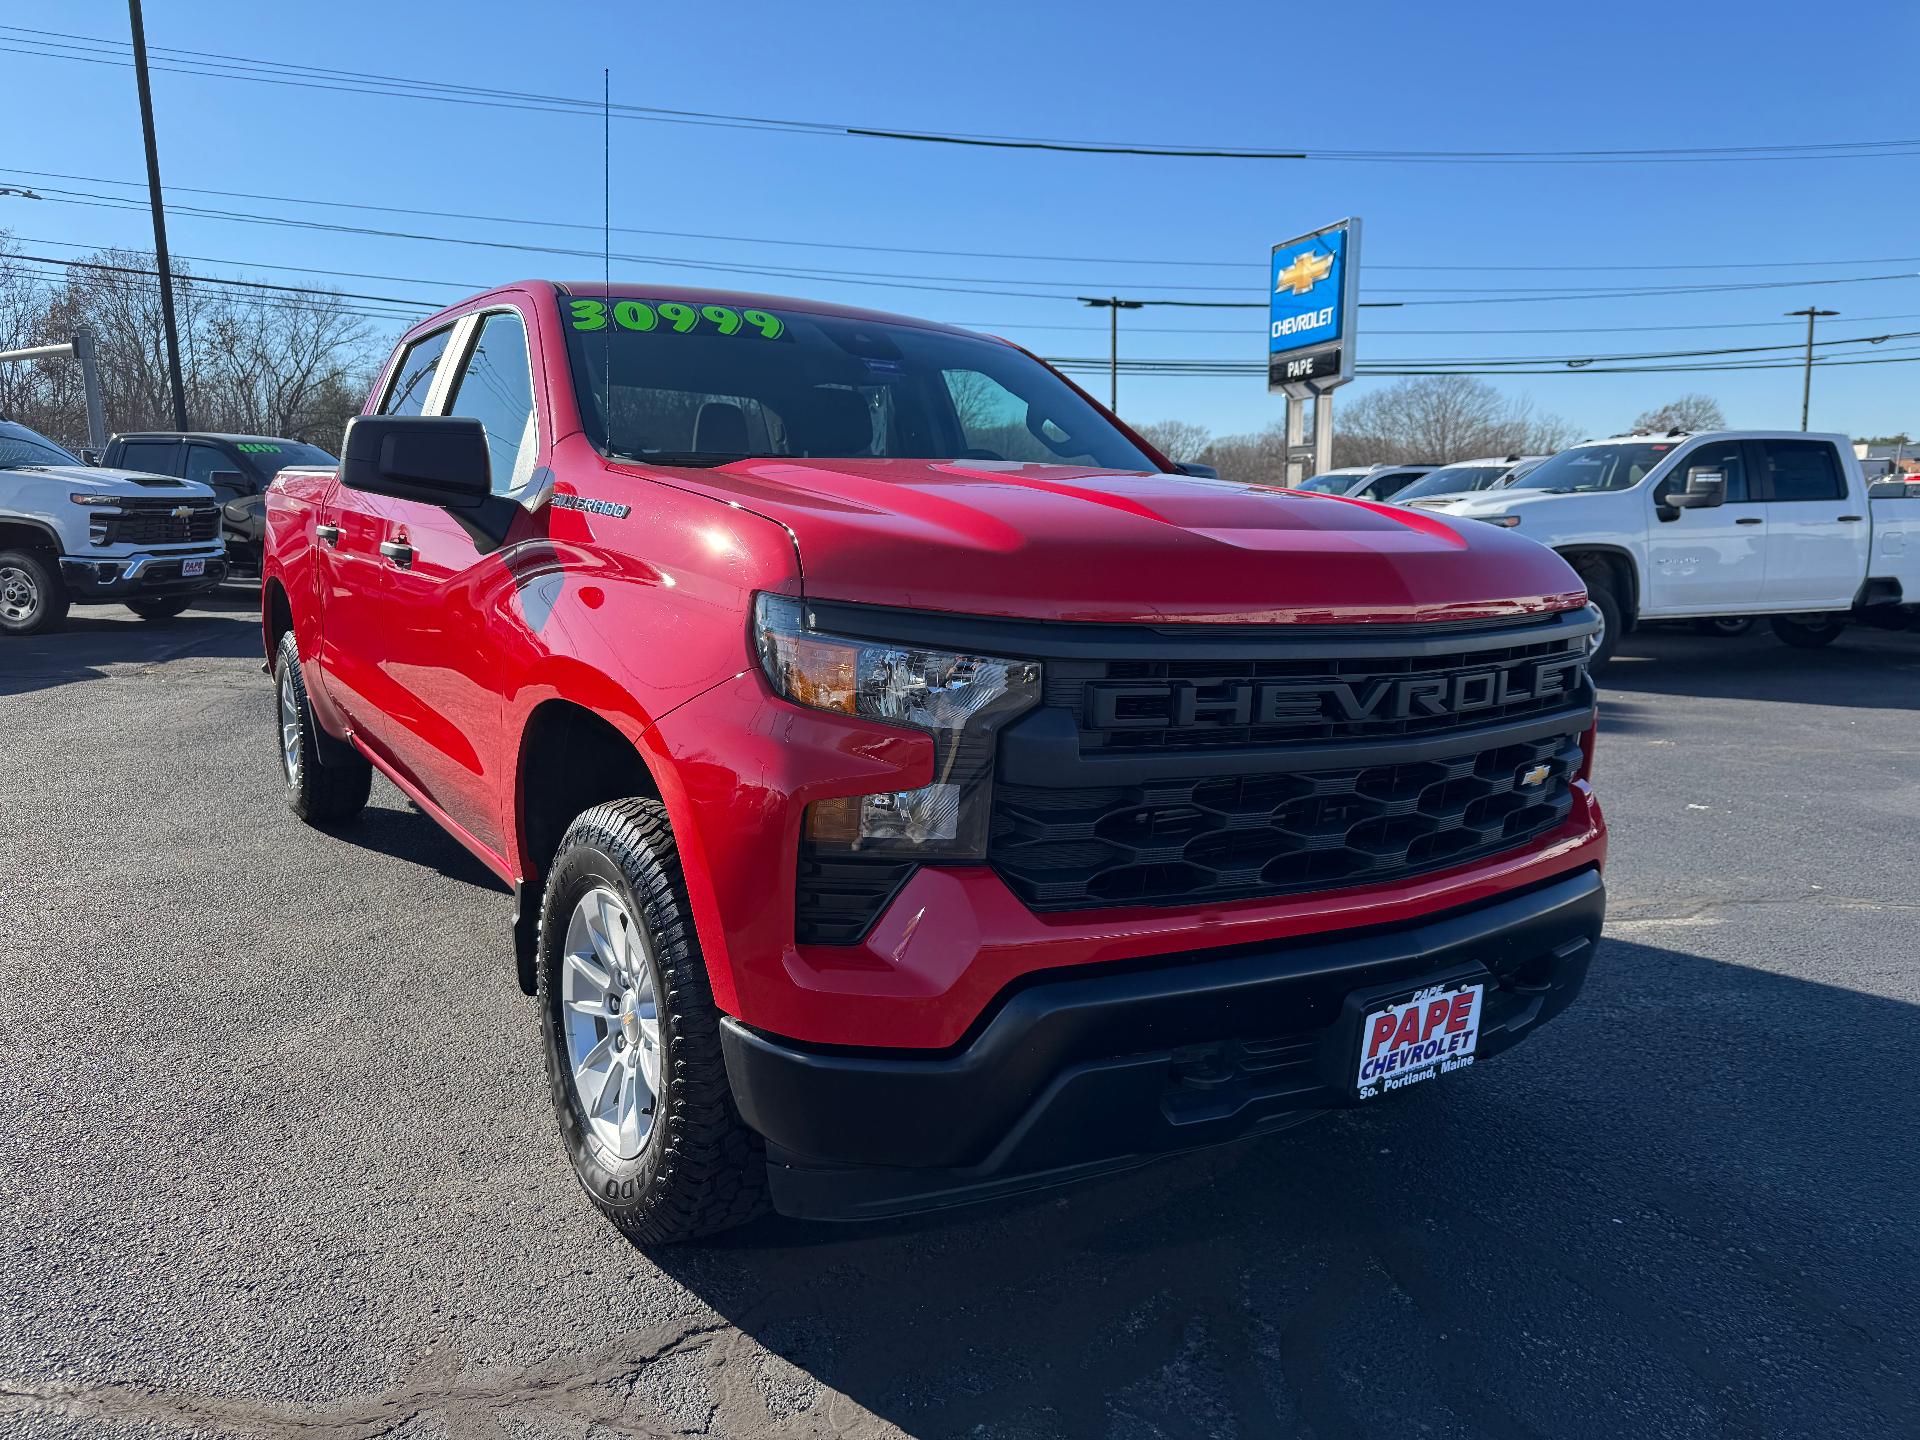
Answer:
608 449 785 469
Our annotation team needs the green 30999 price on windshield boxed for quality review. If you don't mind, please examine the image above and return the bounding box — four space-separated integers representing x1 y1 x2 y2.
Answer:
566 298 785 339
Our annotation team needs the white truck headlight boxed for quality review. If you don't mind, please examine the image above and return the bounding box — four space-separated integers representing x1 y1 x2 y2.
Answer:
753 593 1040 858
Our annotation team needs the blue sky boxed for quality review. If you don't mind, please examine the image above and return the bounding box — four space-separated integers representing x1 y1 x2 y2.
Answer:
4 0 1917 442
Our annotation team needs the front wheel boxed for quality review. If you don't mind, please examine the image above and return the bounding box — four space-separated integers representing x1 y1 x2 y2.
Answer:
1770 614 1847 649
1578 574 1623 675
538 799 769 1245
127 596 192 621
0 548 68 636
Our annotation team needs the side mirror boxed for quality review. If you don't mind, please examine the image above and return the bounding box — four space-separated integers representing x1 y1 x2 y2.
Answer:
1668 466 1727 510
1174 461 1220 479
208 468 248 493
341 415 491 508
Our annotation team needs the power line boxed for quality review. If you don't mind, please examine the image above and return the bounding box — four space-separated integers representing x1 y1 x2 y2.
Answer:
7 26 1920 167
19 247 1920 377
12 166 1920 277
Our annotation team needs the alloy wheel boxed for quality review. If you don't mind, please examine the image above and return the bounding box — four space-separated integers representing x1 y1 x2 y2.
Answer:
561 885 661 1161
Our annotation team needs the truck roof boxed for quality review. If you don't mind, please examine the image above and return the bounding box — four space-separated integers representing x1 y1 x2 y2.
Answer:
110 431 314 446
403 280 987 342
1577 429 1852 446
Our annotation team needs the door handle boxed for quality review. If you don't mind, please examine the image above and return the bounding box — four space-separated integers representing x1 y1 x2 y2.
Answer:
379 539 415 570
1837 515 1863 522
316 523 340 546
1735 517 1763 525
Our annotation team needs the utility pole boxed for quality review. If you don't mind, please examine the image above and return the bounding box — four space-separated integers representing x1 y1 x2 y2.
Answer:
1785 307 1838 431
128 0 189 430
1080 297 1144 413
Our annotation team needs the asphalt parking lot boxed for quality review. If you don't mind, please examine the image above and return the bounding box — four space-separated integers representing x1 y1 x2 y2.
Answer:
2 595 1917 1440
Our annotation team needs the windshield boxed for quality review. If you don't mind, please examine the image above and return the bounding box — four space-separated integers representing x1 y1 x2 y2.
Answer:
561 297 1157 471
0 431 82 469
1506 442 1676 493
1350 470 1428 501
1295 472 1358 493
236 441 336 479
1394 465 1507 501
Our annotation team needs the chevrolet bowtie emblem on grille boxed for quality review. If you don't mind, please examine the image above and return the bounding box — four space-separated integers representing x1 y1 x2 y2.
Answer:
171 505 194 519
1518 763 1552 788
1274 250 1334 296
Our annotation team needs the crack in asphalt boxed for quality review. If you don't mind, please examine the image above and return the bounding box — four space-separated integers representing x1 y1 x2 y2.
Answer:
1608 891 1920 923
0 1320 733 1439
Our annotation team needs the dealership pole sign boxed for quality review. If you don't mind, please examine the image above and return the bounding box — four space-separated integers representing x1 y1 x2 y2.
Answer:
1268 217 1359 397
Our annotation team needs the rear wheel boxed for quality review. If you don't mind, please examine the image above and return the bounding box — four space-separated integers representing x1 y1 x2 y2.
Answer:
273 630 371 824
538 799 769 1245
127 596 192 621
0 548 68 637
1770 614 1847 649
1692 616 1755 638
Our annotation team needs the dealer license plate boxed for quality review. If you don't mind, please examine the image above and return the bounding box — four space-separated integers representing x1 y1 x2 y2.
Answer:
181 559 205 577
1354 982 1483 1101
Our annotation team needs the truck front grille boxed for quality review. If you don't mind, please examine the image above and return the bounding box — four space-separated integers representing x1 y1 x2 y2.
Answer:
1051 625 1587 754
989 731 1581 911
94 499 221 547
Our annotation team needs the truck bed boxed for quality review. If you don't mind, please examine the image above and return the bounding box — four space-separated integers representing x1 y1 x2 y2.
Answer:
1869 485 1920 595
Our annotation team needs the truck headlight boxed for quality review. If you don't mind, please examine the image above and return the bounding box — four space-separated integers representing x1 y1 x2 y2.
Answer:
753 593 1040 858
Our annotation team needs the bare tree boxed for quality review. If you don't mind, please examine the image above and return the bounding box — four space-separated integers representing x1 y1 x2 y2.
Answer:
1632 393 1725 432
1134 418 1212 464
0 234 380 453
1333 377 1571 465
1196 421 1291 486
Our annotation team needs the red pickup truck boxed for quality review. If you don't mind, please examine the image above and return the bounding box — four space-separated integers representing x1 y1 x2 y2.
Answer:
262 282 1606 1242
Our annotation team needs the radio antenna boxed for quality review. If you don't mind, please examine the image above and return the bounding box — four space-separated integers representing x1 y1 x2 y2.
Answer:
601 67 612 451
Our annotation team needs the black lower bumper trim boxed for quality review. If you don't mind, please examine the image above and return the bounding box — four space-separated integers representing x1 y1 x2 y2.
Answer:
721 867 1604 1221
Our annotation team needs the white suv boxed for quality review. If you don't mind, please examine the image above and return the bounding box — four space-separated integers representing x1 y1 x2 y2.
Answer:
0 419 227 636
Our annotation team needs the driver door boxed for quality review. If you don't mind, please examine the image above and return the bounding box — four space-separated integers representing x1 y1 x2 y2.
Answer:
1643 439 1767 613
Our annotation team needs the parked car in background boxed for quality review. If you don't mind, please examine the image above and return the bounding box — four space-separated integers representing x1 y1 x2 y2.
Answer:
1431 431 1920 668
0 418 226 635
1295 464 1438 501
101 432 338 579
1395 456 1548 508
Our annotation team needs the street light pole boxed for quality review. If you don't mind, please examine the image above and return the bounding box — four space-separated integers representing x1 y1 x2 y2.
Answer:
127 0 189 431
1080 297 1144 413
1785 306 1838 431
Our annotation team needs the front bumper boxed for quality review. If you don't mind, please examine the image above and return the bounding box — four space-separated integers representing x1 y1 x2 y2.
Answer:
60 551 228 598
722 866 1604 1221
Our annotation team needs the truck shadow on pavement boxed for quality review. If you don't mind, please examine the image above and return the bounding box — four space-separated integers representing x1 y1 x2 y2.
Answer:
0 592 262 699
1604 625 1920 714
637 938 1917 1440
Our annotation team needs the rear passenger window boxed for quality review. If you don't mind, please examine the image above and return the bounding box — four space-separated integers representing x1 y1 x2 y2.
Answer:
381 328 454 417
446 311 538 494
1761 440 1845 502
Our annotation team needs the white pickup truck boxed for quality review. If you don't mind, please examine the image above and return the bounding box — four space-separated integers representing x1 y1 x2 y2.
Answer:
1413 430 1920 668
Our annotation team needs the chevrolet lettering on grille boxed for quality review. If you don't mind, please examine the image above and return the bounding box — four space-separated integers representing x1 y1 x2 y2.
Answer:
1086 655 1588 731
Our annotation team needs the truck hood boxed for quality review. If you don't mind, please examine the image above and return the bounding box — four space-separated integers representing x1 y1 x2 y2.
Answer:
1418 488 1568 517
630 457 1586 625
9 464 216 499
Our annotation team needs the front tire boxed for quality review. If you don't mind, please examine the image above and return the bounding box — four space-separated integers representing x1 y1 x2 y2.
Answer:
0 548 68 636
273 631 371 824
537 799 769 1245
1577 570 1623 675
127 596 192 621
1770 614 1847 649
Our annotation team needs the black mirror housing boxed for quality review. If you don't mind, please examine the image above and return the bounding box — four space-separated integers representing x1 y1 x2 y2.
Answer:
1174 461 1220 479
1668 466 1727 510
342 415 492 508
